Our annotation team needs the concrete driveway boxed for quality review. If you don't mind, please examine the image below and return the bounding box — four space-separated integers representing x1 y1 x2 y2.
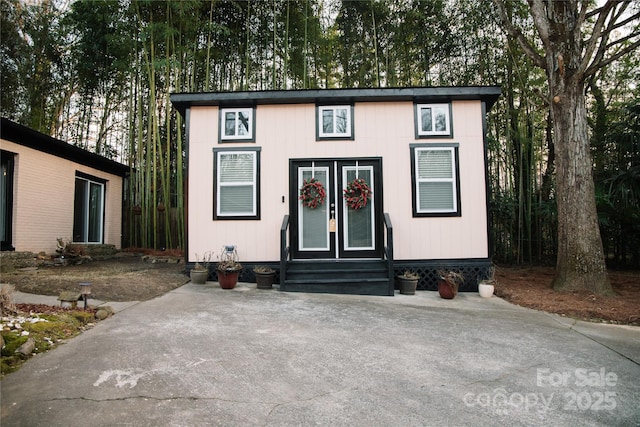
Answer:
2 283 639 426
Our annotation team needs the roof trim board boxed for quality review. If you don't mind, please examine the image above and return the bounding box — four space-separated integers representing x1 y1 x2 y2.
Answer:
1 118 129 177
170 86 501 116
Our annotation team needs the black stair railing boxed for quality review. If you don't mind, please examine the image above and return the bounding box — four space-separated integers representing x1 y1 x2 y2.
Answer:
280 214 290 285
383 213 394 295
281 213 394 294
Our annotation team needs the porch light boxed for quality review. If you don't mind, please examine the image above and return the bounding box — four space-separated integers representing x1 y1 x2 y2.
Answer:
220 245 239 263
79 282 92 309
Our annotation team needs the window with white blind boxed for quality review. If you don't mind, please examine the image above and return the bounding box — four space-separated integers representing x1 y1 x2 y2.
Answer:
219 107 255 142
214 149 260 219
415 103 452 138
316 105 353 139
410 145 460 217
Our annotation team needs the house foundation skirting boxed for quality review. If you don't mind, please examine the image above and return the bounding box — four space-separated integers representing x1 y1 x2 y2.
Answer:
189 258 492 293
392 258 493 292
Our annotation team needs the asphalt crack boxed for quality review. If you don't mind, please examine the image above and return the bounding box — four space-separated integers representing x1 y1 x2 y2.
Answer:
548 315 640 366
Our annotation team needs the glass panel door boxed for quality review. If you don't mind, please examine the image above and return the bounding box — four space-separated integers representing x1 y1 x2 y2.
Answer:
342 165 374 251
295 164 334 258
0 152 14 250
291 159 381 260
88 182 104 243
73 176 104 244
337 160 381 258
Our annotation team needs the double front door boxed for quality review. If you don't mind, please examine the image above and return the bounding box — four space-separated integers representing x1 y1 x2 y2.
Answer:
291 158 382 259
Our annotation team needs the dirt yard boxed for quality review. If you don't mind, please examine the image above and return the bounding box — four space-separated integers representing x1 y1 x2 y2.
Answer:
5 253 189 302
3 255 639 326
495 265 639 326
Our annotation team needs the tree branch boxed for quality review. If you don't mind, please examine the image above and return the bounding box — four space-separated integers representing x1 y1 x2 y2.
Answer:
493 0 546 69
583 2 640 77
578 2 589 29
585 5 606 20
585 38 640 78
610 1 630 24
609 30 640 50
579 1 616 76
602 11 640 36
527 0 550 44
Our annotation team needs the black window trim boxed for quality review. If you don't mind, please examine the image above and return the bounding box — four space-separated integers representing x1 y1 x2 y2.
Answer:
76 170 108 185
413 102 454 139
73 171 107 243
409 143 461 217
218 106 256 143
212 146 261 220
315 104 355 141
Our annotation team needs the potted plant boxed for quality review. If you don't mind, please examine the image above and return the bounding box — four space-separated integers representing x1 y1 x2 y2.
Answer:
437 270 464 299
478 266 496 298
216 245 242 289
254 266 276 289
190 252 212 284
397 270 420 295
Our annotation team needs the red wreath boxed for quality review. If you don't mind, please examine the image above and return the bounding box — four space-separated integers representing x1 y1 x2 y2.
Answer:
344 178 371 210
299 178 326 209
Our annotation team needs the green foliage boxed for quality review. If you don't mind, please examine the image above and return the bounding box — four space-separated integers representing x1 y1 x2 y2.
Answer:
594 99 640 267
0 0 29 120
71 311 95 325
1 311 93 377
1 333 28 357
1 332 30 375
23 320 75 339
0 0 69 132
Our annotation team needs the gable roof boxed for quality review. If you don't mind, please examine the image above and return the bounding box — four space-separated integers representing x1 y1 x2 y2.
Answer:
1 117 129 177
170 86 501 116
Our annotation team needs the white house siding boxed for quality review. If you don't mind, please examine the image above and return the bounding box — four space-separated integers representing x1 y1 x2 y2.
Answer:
1 139 123 254
187 99 488 263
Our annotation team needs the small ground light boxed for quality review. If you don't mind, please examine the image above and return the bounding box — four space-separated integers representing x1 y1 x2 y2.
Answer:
79 282 91 309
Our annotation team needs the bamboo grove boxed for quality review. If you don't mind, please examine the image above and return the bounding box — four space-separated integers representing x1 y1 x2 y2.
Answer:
1 0 638 267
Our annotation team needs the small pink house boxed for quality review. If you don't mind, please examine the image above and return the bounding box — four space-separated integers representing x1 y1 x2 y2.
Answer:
0 118 129 254
171 87 500 295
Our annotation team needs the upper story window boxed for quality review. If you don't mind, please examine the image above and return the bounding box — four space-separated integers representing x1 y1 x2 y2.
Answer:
415 103 452 138
317 105 353 140
219 107 255 142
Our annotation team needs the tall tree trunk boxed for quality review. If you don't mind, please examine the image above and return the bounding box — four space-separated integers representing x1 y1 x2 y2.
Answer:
370 0 380 87
96 89 111 156
539 2 612 294
490 0 639 295
550 80 611 293
204 0 214 92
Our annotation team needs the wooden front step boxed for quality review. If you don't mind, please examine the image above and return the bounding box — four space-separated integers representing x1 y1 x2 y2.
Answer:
282 259 394 296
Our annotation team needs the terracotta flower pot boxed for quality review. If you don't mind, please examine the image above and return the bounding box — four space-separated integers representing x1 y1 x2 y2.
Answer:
437 280 458 299
217 269 240 289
